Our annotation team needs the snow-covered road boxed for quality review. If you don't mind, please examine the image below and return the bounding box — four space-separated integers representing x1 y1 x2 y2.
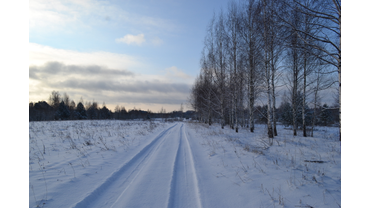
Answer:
30 120 341 208
72 123 202 208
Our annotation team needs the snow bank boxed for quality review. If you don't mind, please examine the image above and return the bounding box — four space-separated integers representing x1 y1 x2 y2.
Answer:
29 120 170 208
186 122 341 208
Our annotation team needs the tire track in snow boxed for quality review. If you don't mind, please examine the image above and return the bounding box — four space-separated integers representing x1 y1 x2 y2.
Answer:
72 124 177 208
183 124 202 208
108 124 174 208
167 125 183 208
109 123 182 207
167 124 202 208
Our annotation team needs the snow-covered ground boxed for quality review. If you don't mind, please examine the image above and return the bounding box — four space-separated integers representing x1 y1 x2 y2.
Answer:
29 120 340 208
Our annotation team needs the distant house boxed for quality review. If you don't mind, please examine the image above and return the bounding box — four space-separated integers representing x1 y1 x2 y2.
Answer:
184 110 195 119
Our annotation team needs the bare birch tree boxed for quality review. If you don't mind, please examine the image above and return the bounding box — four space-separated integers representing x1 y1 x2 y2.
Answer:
283 1 303 136
224 1 242 132
190 0 339 140
261 0 274 142
239 0 263 133
285 0 341 140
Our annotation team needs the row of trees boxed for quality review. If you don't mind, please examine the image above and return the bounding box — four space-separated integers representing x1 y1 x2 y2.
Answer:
29 91 196 121
29 91 113 121
189 0 340 142
256 102 338 129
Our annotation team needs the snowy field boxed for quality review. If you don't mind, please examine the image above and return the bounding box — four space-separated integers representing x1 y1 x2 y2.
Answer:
29 120 340 208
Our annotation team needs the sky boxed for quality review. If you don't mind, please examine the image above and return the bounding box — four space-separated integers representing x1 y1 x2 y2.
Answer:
29 0 231 112
27 0 354 114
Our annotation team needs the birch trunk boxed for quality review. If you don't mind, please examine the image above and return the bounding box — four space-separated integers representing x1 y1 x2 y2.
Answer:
263 0 274 142
271 44 277 136
338 10 341 141
302 53 307 137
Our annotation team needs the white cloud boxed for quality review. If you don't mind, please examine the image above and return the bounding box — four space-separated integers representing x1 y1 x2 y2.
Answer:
116 34 146 46
29 61 192 112
29 0 83 30
29 0 179 33
29 43 142 70
28 43 192 112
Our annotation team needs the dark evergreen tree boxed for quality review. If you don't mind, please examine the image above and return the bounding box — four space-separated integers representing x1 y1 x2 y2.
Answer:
99 106 111 119
55 101 70 120
75 102 87 120
29 101 53 121
87 102 98 119
320 104 331 126
280 102 293 127
29 102 35 121
120 106 128 119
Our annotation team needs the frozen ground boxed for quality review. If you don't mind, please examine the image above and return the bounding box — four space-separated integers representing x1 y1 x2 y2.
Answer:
29 120 340 208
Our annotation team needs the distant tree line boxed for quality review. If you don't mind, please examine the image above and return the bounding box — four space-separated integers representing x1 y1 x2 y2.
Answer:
257 102 339 128
29 91 195 121
29 91 112 121
193 99 339 128
189 0 340 142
